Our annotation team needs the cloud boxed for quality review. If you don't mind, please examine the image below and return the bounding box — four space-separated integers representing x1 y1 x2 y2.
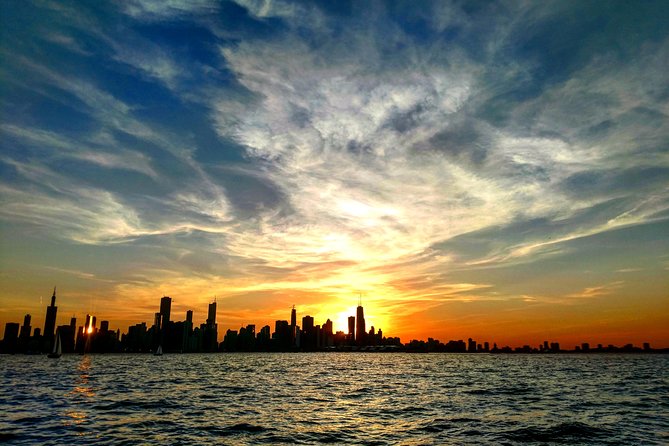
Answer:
567 281 624 299
2 124 158 178
211 9 669 272
123 0 219 20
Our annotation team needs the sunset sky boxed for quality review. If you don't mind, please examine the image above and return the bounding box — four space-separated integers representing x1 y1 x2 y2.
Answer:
1 1 668 348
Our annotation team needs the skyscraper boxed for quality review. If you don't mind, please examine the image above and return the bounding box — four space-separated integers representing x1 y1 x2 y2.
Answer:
323 319 333 347
356 304 366 346
323 319 333 336
348 316 355 341
160 296 172 325
302 315 314 333
290 306 297 347
43 287 58 340
207 301 216 327
3 323 19 343
20 314 31 339
204 300 218 352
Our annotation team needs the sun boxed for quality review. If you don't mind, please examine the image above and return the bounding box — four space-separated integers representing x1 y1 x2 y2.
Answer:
334 306 358 334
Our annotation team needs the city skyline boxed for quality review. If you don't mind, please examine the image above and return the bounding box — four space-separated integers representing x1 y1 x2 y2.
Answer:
1 288 664 351
1 2 668 348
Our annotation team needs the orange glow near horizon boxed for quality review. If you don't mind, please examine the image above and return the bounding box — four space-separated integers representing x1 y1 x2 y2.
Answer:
1 266 668 349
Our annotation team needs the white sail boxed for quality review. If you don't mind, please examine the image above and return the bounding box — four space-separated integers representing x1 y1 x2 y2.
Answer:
54 332 62 355
154 345 163 355
48 331 62 358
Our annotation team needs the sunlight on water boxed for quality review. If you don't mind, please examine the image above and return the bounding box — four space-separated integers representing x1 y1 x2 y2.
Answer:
0 353 667 444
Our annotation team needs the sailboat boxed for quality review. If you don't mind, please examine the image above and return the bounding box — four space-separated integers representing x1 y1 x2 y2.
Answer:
48 331 62 358
154 345 163 356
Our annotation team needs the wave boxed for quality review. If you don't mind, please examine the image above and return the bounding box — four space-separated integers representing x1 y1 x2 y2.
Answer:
502 421 613 442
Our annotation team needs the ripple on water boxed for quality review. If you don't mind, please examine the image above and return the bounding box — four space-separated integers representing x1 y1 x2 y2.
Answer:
501 421 614 443
0 353 666 445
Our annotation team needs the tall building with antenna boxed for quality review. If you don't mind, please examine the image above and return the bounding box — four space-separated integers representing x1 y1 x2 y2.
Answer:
290 305 297 347
356 295 366 346
204 299 218 352
207 300 217 327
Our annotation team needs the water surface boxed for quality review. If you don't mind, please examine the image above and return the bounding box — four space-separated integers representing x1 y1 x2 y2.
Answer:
1 353 667 444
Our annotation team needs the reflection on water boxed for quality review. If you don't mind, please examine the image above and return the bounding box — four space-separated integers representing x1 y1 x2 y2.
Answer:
0 353 667 445
70 356 95 399
63 411 86 426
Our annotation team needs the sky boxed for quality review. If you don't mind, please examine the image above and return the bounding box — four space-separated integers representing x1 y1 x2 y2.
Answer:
1 0 668 348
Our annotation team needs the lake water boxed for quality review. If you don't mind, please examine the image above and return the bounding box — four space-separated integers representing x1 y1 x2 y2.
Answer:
1 353 667 445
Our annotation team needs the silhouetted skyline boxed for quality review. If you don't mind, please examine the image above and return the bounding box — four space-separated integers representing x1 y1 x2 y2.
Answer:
1 291 663 355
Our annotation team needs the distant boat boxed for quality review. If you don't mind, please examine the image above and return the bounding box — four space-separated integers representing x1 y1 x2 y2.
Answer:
154 345 163 356
48 332 62 358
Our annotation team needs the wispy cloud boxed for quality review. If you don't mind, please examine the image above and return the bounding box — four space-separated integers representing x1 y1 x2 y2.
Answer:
567 282 625 300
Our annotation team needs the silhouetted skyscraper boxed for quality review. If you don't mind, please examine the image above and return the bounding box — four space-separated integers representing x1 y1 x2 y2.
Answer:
186 310 193 324
207 301 216 327
323 319 333 347
260 325 270 339
3 322 20 353
273 320 290 350
20 314 31 339
4 323 19 342
153 312 161 330
356 304 366 346
203 300 218 352
160 296 172 325
323 319 333 336
348 316 355 341
290 306 298 346
43 287 58 340
302 315 314 332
